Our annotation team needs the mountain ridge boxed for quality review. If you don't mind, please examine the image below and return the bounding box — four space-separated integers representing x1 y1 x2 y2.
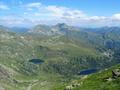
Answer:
0 23 120 90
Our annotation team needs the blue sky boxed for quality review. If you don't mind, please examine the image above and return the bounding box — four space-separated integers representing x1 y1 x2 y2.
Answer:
0 0 120 27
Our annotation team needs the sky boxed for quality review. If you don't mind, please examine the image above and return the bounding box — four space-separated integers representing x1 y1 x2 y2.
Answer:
0 0 120 27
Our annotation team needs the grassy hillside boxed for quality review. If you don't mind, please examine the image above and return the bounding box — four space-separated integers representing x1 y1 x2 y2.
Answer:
0 26 103 90
53 64 120 90
1 25 120 90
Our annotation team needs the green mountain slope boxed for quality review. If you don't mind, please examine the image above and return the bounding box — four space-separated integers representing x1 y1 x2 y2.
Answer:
0 25 103 90
54 64 120 90
0 24 120 90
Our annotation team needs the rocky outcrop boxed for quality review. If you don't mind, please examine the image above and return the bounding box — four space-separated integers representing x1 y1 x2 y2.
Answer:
0 65 10 80
0 86 4 90
64 82 81 90
105 68 120 81
112 68 120 78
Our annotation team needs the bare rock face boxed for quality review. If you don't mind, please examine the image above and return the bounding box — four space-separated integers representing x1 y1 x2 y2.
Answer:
64 85 73 90
0 65 11 80
105 68 120 82
112 68 120 78
64 82 81 90
0 86 4 90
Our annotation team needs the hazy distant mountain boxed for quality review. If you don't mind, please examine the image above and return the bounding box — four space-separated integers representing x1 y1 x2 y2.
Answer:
10 27 29 33
28 23 80 35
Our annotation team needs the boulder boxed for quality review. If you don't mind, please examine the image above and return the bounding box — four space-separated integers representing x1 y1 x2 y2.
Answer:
112 68 120 78
72 83 80 87
64 82 81 90
0 86 4 90
64 85 73 90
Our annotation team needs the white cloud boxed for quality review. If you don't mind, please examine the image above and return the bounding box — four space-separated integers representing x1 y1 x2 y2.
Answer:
111 13 120 20
46 6 86 19
1 2 120 27
24 2 41 10
89 16 107 21
0 3 9 10
46 6 66 17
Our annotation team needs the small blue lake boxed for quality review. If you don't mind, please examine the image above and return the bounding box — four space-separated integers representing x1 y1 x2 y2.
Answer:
29 59 44 64
78 69 98 75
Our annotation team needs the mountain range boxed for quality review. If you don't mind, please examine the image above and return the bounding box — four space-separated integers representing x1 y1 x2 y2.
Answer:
0 23 120 90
